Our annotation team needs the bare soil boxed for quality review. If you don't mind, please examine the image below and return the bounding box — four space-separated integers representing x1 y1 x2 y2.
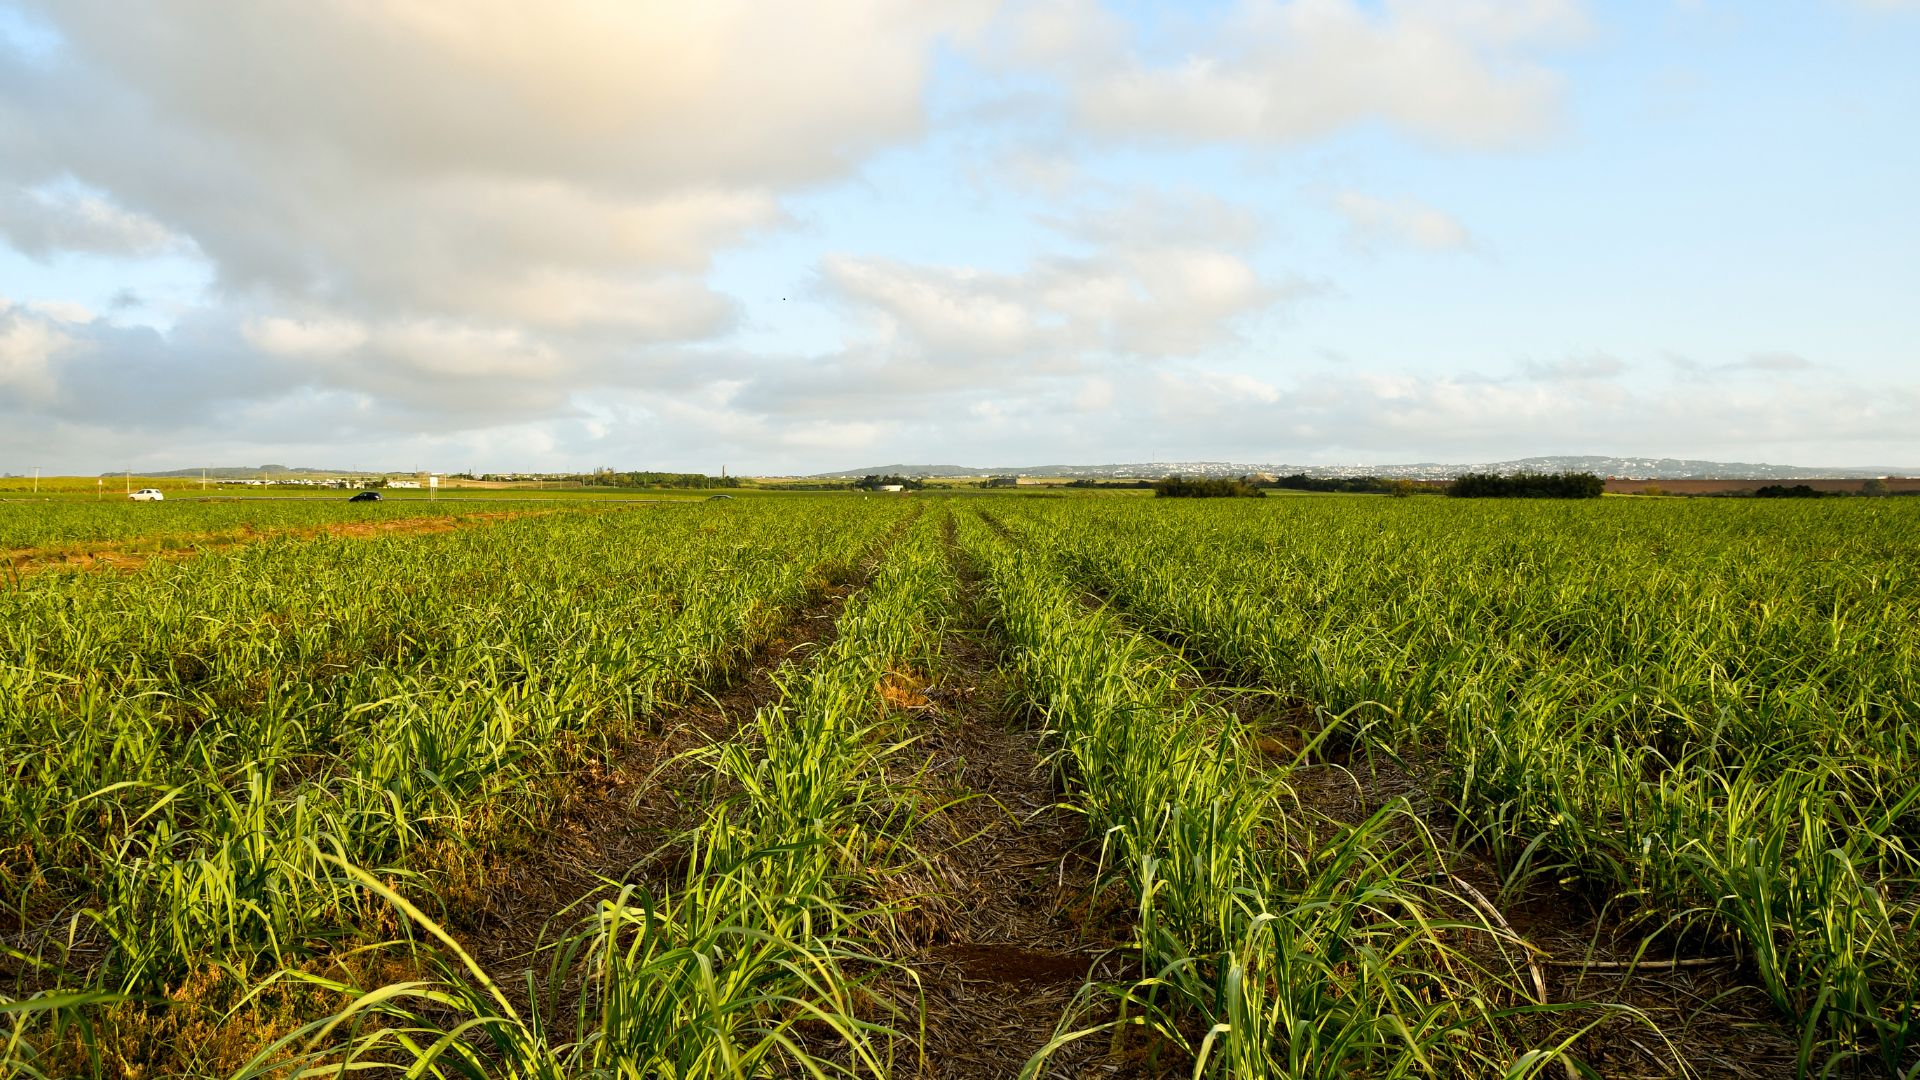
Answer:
1602 477 1920 496
5 509 552 575
857 514 1170 1080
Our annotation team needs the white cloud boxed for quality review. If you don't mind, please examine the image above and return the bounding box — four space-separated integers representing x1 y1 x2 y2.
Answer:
1742 351 1813 372
0 3 992 326
0 0 1906 476
825 257 1052 360
244 316 370 357
0 183 182 259
1668 351 1818 379
1100 355 1916 465
0 0 998 457
0 301 73 400
815 190 1293 380
1520 354 1625 381
26 299 96 324
1000 0 1587 148
1072 375 1117 411
1333 191 1473 251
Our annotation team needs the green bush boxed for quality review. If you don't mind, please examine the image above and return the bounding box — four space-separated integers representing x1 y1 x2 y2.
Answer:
1153 476 1266 499
1446 471 1603 499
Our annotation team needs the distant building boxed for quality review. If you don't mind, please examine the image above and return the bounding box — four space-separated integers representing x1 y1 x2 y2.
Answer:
878 484 906 492
983 476 1019 488
388 480 421 489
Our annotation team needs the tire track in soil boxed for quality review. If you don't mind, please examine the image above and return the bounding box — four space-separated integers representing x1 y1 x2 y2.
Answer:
863 512 1171 1080
988 509 1801 1080
450 509 922 980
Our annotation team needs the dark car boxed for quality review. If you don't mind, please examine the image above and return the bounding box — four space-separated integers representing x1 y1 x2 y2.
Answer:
348 491 382 502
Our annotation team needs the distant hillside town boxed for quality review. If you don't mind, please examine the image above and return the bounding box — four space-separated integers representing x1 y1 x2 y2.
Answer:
812 456 1913 482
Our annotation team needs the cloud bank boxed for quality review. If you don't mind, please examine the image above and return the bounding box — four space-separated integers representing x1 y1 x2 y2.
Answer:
0 0 1914 471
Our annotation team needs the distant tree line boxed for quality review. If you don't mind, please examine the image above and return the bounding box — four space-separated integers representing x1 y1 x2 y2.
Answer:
1719 479 1911 498
851 474 925 491
586 470 740 489
1751 484 1830 499
1446 471 1604 499
1153 476 1266 499
1269 473 1398 494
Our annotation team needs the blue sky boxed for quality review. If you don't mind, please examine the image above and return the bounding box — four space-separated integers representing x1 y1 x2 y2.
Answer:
1 0 1916 474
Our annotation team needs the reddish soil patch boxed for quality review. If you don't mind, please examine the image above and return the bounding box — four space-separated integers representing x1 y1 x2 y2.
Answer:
1603 477 1920 495
933 943 1097 985
6 510 549 575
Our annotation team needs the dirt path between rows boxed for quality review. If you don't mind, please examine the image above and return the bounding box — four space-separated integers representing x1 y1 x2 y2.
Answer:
450 509 922 983
858 513 1163 1080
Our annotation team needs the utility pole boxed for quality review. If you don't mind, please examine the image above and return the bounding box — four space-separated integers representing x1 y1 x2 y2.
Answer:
201 468 207 491
32 468 37 494
125 470 131 494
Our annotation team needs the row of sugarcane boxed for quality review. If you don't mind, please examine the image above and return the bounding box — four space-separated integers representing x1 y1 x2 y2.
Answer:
953 509 1594 1079
212 510 963 1077
992 494 1920 1076
1 499 909 1075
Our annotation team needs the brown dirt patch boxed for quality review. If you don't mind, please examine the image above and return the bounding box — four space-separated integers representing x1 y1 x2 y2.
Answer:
933 943 1098 986
1603 477 1920 496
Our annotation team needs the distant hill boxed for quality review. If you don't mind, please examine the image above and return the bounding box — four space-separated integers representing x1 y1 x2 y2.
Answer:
125 465 378 478
815 457 1915 481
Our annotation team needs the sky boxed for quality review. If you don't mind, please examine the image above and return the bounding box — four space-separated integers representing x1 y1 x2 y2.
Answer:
1 1 1916 475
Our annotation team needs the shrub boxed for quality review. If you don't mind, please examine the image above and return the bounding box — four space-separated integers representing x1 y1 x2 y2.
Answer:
851 474 924 491
1269 473 1395 494
1445 471 1604 499
1153 476 1266 499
